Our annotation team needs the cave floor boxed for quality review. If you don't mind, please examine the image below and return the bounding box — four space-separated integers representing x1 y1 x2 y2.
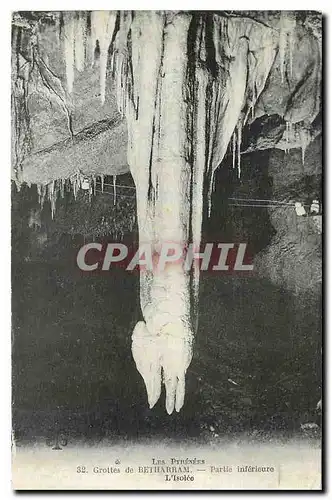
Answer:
12 262 321 445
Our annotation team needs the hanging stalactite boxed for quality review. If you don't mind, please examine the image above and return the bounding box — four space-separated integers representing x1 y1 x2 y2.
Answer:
113 174 117 205
237 121 242 179
37 183 42 205
285 120 293 154
232 131 236 171
74 12 86 72
279 11 297 83
47 180 57 219
60 178 65 199
63 12 75 94
90 11 117 104
299 125 312 166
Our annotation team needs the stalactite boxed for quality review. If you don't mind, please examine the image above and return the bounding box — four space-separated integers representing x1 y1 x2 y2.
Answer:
115 11 134 115
48 180 56 219
63 13 75 93
299 126 311 166
74 12 86 72
71 173 79 200
37 183 42 204
289 121 293 150
232 131 236 170
205 18 249 210
39 184 46 209
113 174 117 205
288 25 295 78
207 195 212 218
90 11 117 104
285 121 289 152
72 178 76 200
14 179 21 192
93 176 97 195
249 53 257 119
118 11 133 51
279 12 297 83
213 173 216 192
60 178 65 198
116 52 128 117
101 174 104 193
279 15 287 84
237 121 242 179
285 120 293 154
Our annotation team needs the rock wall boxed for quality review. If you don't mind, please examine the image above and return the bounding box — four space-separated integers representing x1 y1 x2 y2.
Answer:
254 136 322 296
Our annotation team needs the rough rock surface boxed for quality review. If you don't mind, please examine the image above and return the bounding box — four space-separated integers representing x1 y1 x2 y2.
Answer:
254 136 322 295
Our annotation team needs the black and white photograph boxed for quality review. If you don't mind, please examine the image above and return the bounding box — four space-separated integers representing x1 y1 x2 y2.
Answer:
10 9 322 490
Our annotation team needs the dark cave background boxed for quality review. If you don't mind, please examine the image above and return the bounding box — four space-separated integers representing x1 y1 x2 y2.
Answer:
11 141 322 445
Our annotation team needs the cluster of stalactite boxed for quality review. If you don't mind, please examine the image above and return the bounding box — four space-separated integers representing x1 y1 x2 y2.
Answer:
35 172 111 219
35 173 85 217
32 172 137 238
281 121 313 164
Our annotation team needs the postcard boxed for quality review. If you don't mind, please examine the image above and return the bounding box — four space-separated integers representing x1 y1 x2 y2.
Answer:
11 10 322 490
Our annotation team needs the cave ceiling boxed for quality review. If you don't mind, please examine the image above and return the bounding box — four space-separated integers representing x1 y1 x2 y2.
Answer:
12 10 322 189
